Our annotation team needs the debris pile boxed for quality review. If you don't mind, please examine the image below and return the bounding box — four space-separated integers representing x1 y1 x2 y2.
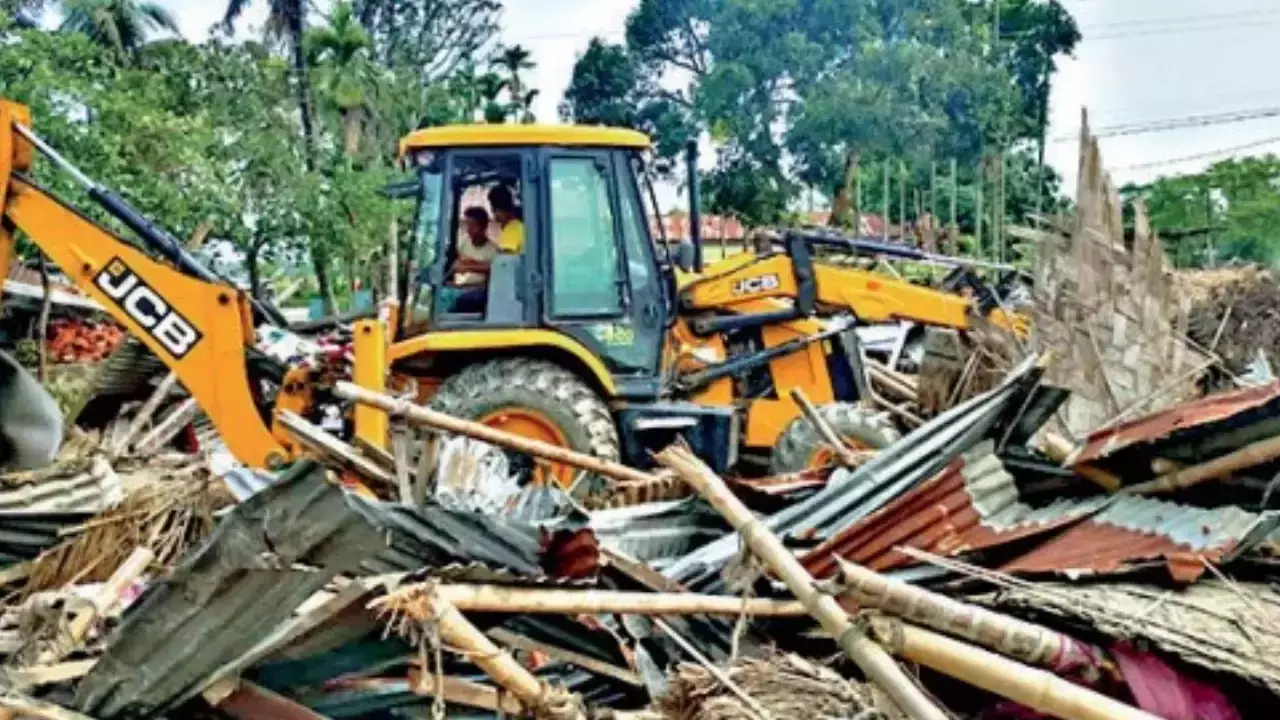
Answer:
5 125 1280 720
1183 265 1280 380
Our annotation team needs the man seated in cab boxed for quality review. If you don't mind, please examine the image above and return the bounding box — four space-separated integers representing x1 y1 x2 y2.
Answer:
488 184 524 254
446 206 498 313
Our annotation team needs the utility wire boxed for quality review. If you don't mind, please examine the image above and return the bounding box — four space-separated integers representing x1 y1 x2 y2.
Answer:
1050 105 1280 143
1111 134 1280 172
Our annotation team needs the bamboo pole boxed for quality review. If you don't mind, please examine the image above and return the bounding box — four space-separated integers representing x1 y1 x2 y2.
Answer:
790 389 864 466
430 584 807 617
334 382 657 486
1125 432 1280 495
376 589 586 720
655 445 949 720
869 618 1159 720
835 558 1086 669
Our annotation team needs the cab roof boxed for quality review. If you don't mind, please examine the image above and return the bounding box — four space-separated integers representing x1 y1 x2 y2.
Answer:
399 124 652 154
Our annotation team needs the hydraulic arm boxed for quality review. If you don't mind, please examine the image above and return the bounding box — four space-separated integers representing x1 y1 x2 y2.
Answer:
0 100 292 469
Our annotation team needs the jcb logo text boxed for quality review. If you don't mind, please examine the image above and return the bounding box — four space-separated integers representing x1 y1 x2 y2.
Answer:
731 274 781 296
95 259 203 359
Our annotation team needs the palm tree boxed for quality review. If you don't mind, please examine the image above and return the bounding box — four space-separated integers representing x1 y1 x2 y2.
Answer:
475 71 508 124
491 43 533 105
59 0 178 60
306 2 373 155
222 0 315 167
222 0 338 313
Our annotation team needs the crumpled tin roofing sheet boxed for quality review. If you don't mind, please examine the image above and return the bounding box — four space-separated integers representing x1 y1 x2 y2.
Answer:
76 461 598 719
799 442 1105 577
1071 380 1280 474
1001 496 1279 582
665 355 1047 591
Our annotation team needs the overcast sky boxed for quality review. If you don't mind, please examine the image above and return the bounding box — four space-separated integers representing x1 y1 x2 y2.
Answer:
162 0 1280 204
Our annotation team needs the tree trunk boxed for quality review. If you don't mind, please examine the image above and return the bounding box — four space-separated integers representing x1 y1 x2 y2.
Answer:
342 108 363 157
36 255 51 383
830 149 859 229
246 240 263 300
312 249 337 315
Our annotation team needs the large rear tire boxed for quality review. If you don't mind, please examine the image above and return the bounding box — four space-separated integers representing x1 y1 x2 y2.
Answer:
427 357 619 497
769 402 900 475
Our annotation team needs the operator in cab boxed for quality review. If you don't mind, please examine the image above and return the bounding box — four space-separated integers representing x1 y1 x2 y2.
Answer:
489 185 524 254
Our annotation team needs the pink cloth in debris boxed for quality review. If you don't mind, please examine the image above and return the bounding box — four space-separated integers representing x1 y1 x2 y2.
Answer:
1111 643 1240 720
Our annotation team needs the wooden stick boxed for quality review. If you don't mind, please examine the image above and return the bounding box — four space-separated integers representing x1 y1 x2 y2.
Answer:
376 589 585 720
789 389 862 466
835 557 1087 669
409 672 527 715
869 618 1160 720
655 445 949 720
277 411 395 487
1125 432 1280 495
432 584 807 617
335 382 657 486
111 372 178 457
132 397 198 457
3 659 97 689
652 617 773 720
487 628 644 687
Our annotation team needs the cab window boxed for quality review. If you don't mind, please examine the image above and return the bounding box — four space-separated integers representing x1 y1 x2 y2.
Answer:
548 156 622 317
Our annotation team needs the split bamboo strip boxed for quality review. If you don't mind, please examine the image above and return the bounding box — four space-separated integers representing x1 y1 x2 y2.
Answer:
790 389 863 466
376 589 585 720
434 584 807 617
0 693 98 720
111 372 177 457
868 618 1159 720
277 411 395 487
835 557 1088 669
655 445 949 720
1124 433 1280 495
335 382 657 486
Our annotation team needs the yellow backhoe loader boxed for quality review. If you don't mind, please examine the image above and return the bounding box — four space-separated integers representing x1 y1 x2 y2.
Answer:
0 99 1027 494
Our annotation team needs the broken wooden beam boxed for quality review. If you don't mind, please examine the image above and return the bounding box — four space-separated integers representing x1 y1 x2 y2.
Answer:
790 388 865 466
334 382 657 486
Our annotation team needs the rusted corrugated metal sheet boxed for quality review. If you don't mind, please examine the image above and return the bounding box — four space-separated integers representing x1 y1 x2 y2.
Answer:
667 355 1047 592
1001 497 1279 583
1071 381 1280 471
799 442 1104 578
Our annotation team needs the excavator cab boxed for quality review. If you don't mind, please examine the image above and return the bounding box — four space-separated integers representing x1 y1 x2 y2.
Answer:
395 126 674 397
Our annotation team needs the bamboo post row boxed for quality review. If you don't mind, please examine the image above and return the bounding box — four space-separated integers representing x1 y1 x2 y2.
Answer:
654 445 950 720
334 381 656 486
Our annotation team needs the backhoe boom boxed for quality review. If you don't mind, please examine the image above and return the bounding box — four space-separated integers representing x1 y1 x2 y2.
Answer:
0 100 288 469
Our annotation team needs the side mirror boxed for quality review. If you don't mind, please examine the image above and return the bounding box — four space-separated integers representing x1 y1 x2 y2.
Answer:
0 349 63 472
675 238 697 273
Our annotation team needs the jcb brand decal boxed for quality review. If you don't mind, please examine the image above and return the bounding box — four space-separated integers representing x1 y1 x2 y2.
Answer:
95 259 203 359
731 274 781 296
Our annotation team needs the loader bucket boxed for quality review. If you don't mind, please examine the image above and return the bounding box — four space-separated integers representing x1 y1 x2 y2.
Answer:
0 348 63 471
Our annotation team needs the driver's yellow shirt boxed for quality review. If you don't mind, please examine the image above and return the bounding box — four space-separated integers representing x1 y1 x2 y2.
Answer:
498 219 525 253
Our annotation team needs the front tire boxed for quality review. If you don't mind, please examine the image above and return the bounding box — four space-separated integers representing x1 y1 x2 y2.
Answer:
427 357 619 497
769 402 900 474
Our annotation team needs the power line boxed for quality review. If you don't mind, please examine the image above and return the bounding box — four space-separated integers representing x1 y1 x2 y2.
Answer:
1112 134 1280 172
1050 105 1280 143
1082 7 1280 31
